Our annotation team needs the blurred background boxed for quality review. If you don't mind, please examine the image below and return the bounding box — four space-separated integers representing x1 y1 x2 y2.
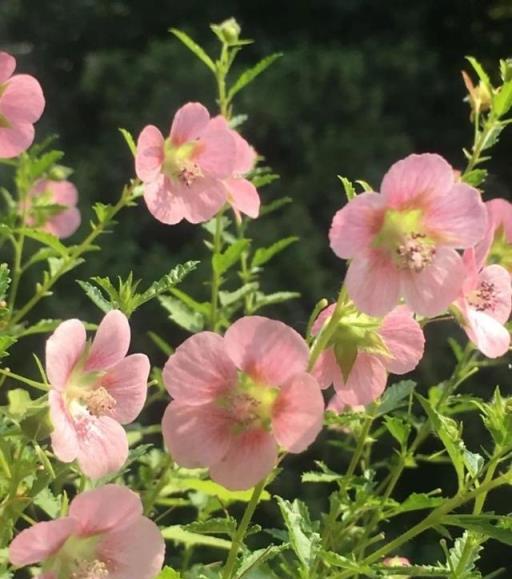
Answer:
1 0 512 574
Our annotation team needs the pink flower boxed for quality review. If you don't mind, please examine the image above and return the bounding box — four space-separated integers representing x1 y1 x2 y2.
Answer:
46 310 150 479
0 51 45 158
474 198 512 274
312 304 424 408
383 556 411 579
9 484 165 579
452 249 511 358
161 316 324 490
329 154 487 317
24 179 81 239
135 102 237 224
209 115 260 219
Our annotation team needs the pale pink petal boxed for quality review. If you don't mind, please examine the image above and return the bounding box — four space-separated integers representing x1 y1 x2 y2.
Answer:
195 124 236 178
465 309 510 358
311 304 336 336
31 179 78 206
232 130 256 174
272 373 324 452
479 264 512 323
311 348 339 389
487 198 512 240
135 125 164 182
70 484 143 534
380 153 454 207
86 310 130 371
226 178 260 218
329 193 386 259
0 122 34 158
170 102 210 144
401 247 465 317
224 316 309 386
0 52 16 84
462 248 480 294
49 390 79 462
46 206 81 239
76 416 129 480
46 319 86 390
98 517 165 579
424 183 486 247
164 331 237 403
209 429 278 490
162 401 233 468
378 306 425 374
335 353 388 406
143 175 187 225
9 518 76 566
0 74 45 123
327 394 350 413
101 354 150 424
345 251 401 316
179 176 227 223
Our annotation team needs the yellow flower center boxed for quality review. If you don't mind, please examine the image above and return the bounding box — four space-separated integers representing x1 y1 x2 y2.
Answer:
162 139 203 186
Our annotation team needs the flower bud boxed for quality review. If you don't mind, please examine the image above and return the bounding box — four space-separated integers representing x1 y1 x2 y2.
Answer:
214 18 241 44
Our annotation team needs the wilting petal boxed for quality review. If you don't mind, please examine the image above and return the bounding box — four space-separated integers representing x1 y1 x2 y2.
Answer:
162 401 233 468
46 319 86 390
163 332 236 403
272 373 324 452
209 429 278 491
224 316 309 386
9 518 76 566
86 310 130 371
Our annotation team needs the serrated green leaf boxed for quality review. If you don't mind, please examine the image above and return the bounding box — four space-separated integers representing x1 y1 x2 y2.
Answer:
162 477 270 503
462 169 488 187
259 196 292 217
77 280 113 313
219 282 258 307
185 517 236 537
251 291 300 312
338 175 357 201
228 53 283 102
119 128 137 157
18 228 68 256
465 56 491 89
384 415 411 448
159 296 204 333
235 544 289 578
170 28 216 72
394 492 445 514
444 515 512 546
156 567 182 579
0 334 16 358
252 236 298 268
7 389 32 419
34 487 62 518
493 81 512 118
375 380 416 416
0 264 10 301
162 525 231 549
446 530 482 578
139 261 199 305
213 239 250 276
28 150 64 181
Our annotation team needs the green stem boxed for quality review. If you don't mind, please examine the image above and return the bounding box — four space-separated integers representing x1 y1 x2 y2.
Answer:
0 368 48 391
333 472 511 579
223 479 266 579
346 416 373 478
209 211 224 330
464 109 499 175
472 453 500 515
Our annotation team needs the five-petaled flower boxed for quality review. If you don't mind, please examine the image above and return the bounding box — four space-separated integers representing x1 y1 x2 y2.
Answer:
312 304 424 409
0 51 45 158
9 484 165 579
161 316 324 490
47 310 150 479
329 153 487 317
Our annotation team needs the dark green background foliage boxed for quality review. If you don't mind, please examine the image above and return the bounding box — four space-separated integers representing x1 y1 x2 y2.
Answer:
1 0 512 573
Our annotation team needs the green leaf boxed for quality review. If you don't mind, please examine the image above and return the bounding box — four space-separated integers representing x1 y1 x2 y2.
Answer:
465 56 491 89
0 334 17 358
337 176 357 201
219 282 259 307
228 53 283 102
159 296 205 333
34 487 62 518
162 525 231 549
462 449 484 479
213 239 250 276
394 492 445 514
446 530 482 578
0 264 10 301
28 150 64 181
162 477 270 503
156 568 182 579
375 380 416 416
251 291 300 312
493 80 512 118
444 515 512 546
251 236 299 268
76 280 113 313
7 389 32 420
259 196 292 217
170 28 216 72
275 497 320 569
384 416 411 448
185 517 236 537
148 331 173 356
138 261 199 305
18 228 68 256
119 128 137 156
235 544 289 578
462 169 488 187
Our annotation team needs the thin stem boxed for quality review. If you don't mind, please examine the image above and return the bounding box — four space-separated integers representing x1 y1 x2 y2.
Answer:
346 416 373 478
0 368 48 391
209 210 224 330
222 479 266 579
472 453 500 515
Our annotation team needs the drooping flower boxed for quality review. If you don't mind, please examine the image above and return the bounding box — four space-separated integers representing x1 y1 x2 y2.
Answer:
0 51 45 158
161 316 324 490
312 304 424 408
46 310 150 479
9 484 165 579
329 154 487 317
209 115 260 219
474 198 512 274
24 178 81 239
135 102 237 224
452 249 511 358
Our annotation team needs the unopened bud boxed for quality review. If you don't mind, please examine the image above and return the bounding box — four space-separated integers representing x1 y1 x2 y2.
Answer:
215 18 241 44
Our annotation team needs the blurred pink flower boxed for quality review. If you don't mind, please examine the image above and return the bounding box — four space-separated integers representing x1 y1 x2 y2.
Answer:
210 115 260 219
312 304 424 408
46 310 150 479
0 51 45 158
453 249 511 358
24 179 81 239
474 198 512 274
135 102 237 224
329 153 487 317
9 484 165 579
162 316 324 490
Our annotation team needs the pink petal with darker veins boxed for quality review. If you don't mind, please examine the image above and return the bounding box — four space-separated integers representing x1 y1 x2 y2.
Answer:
0 52 15 83
49 390 79 463
0 121 35 158
46 319 86 390
224 316 309 386
334 352 388 406
135 125 164 182
46 206 81 239
0 74 45 124
478 264 512 324
465 309 510 359
195 123 236 178
143 175 187 225
226 177 260 218
311 348 339 389
170 102 210 144
86 310 130 371
179 176 227 223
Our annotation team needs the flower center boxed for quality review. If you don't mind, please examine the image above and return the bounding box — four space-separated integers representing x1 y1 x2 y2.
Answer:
162 139 203 186
71 559 109 579
395 232 436 272
80 386 117 417
468 280 496 312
